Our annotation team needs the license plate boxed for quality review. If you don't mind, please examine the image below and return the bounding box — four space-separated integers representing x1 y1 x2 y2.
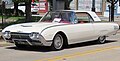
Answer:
13 39 28 44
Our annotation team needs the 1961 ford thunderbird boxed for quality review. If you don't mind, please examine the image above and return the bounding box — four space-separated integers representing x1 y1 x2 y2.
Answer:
2 10 119 50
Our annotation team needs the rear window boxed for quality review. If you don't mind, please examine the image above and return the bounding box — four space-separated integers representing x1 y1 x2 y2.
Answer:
76 12 93 23
31 4 37 6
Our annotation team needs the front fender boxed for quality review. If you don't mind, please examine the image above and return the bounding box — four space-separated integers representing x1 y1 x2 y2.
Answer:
40 28 68 41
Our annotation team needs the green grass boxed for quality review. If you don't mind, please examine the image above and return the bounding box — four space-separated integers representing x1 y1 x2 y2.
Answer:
0 16 42 29
0 16 25 21
0 16 41 22
7 16 25 20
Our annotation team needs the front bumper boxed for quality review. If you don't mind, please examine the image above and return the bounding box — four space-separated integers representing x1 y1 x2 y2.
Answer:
2 32 52 46
31 8 39 12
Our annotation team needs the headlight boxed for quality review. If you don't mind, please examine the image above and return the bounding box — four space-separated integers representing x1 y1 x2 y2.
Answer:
29 32 40 40
3 31 11 39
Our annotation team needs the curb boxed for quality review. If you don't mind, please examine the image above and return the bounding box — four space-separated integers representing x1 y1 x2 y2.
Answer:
0 41 13 47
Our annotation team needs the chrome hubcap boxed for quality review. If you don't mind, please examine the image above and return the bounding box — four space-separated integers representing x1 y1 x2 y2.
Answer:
54 34 63 49
99 36 106 43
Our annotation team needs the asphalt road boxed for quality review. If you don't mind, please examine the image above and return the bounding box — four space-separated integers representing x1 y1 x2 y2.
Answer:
0 33 120 61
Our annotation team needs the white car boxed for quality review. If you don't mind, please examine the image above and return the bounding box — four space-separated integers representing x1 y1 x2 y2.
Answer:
2 10 119 50
11 3 39 14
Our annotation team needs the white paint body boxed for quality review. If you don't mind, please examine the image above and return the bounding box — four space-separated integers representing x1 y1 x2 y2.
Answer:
2 10 119 46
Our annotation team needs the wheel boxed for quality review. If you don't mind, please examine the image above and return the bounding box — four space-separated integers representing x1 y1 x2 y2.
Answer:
97 36 106 44
51 34 64 50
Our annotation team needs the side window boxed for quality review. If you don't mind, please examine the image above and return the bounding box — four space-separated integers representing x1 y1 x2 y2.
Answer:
88 15 94 22
68 12 78 24
76 12 93 23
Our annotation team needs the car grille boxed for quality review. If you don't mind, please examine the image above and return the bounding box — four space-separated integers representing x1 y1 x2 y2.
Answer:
5 32 42 45
11 32 30 39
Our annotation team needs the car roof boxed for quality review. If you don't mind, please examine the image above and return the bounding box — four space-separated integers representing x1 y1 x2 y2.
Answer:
56 10 94 13
56 10 101 22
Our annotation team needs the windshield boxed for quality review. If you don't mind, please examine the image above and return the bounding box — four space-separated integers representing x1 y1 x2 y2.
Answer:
39 11 75 23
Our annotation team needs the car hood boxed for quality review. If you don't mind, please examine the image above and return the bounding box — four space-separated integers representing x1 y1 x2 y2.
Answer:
2 22 67 33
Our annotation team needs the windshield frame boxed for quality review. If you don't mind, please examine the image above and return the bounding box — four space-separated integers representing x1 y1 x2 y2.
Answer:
38 11 50 22
38 11 76 23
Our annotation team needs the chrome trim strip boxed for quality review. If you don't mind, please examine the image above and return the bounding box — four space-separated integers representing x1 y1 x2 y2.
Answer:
12 39 32 46
26 40 32 45
41 24 69 33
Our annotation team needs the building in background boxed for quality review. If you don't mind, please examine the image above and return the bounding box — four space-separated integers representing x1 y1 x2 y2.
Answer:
104 1 120 17
1 0 120 17
32 0 48 13
70 0 105 15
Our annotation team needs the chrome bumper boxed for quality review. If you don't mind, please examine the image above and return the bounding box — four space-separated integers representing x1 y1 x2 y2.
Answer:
3 37 52 46
2 32 52 46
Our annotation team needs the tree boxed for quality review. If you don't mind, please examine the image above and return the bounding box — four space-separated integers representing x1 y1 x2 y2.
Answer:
12 0 32 22
12 0 19 16
13 2 18 16
64 0 73 10
107 0 119 22
48 0 73 10
25 0 32 22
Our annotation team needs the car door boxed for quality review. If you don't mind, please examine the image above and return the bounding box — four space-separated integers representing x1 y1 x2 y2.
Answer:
67 12 96 44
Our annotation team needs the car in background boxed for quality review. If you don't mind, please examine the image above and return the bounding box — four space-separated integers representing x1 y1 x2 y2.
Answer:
2 10 119 50
10 3 39 15
2 0 12 4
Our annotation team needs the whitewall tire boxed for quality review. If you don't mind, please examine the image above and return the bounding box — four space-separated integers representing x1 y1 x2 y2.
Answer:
98 36 106 44
51 34 64 50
